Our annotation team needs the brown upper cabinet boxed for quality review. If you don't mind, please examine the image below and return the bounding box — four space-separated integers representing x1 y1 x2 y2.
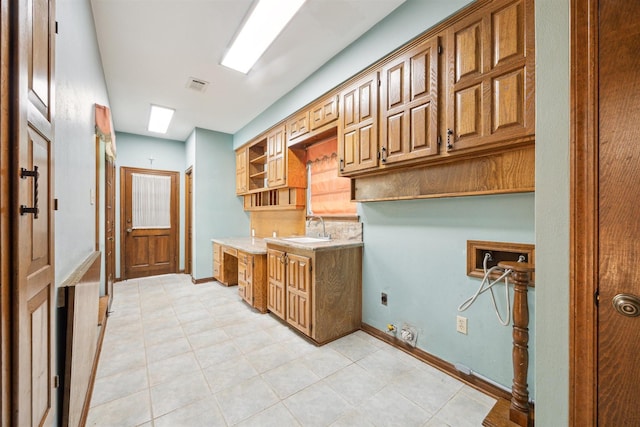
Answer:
236 123 306 198
445 0 534 154
337 0 534 177
338 71 379 175
238 0 534 199
287 110 310 142
235 146 248 194
380 35 440 165
267 124 287 188
310 94 339 131
287 93 339 145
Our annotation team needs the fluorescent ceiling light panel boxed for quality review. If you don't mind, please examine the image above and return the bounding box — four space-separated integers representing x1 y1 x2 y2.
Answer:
147 105 175 134
221 0 306 73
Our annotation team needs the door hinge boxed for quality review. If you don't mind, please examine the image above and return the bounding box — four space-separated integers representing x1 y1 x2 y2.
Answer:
54 375 60 388
437 135 442 146
594 289 600 306
55 21 59 34
437 44 442 55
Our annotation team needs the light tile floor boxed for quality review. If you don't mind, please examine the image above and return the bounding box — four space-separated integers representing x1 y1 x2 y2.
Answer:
87 274 496 426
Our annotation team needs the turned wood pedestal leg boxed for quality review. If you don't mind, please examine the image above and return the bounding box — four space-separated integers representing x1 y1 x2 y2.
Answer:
499 261 535 427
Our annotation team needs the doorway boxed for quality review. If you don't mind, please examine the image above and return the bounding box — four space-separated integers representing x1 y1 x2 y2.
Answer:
571 0 640 424
120 167 179 279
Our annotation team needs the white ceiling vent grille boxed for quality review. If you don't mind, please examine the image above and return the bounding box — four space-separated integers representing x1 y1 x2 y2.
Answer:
186 77 209 93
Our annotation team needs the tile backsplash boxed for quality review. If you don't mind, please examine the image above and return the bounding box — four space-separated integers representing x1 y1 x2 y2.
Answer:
306 219 363 241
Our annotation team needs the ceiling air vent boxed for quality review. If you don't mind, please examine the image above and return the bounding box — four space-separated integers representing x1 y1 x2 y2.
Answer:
186 77 209 93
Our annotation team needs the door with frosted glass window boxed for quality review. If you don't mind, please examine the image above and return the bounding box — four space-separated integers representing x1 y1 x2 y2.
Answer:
121 167 179 279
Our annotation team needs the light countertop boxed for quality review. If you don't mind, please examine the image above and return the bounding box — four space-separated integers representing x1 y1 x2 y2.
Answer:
211 237 267 254
212 236 363 253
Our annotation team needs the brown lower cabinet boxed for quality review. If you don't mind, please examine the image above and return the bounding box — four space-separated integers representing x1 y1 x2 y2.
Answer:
266 244 362 345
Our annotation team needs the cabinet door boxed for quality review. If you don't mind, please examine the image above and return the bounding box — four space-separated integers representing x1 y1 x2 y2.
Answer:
286 253 312 336
267 248 286 319
245 254 253 305
235 147 247 194
310 95 339 131
446 0 534 153
338 71 379 175
267 125 287 188
213 243 221 280
380 36 440 164
287 110 310 142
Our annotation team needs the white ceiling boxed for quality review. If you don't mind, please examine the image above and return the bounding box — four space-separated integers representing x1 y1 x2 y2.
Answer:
91 0 406 141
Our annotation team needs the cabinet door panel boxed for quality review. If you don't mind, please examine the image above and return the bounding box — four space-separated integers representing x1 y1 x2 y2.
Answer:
492 1 524 67
455 22 482 82
492 68 524 132
338 72 379 174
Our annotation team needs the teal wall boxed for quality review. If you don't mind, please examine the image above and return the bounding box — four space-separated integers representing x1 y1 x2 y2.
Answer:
359 194 535 393
55 0 110 284
114 132 186 277
534 0 570 424
191 128 249 280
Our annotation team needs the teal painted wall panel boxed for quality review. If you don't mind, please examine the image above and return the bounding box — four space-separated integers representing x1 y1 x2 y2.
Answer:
360 193 535 393
192 128 249 280
55 0 111 284
535 0 570 423
114 132 187 277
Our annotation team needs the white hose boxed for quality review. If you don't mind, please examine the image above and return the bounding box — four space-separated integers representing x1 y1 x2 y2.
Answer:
458 253 513 326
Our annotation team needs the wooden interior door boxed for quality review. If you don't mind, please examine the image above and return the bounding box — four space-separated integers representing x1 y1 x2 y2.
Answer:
185 167 192 276
121 167 179 279
9 0 57 424
596 0 640 423
105 155 115 308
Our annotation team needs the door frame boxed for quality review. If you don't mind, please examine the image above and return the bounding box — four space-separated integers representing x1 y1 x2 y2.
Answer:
0 0 10 423
119 166 180 280
570 0 598 423
184 167 193 276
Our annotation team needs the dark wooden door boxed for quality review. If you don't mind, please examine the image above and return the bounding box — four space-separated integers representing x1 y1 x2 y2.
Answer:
597 0 640 423
121 167 179 279
10 0 56 425
105 156 115 308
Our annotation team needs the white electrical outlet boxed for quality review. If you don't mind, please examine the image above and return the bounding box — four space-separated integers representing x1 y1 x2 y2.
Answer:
456 316 468 334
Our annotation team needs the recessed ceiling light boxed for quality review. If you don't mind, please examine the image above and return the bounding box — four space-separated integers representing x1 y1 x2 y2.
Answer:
147 104 175 134
221 0 306 74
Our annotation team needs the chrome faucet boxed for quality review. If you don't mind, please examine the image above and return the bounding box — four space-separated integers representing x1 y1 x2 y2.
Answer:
307 215 328 239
